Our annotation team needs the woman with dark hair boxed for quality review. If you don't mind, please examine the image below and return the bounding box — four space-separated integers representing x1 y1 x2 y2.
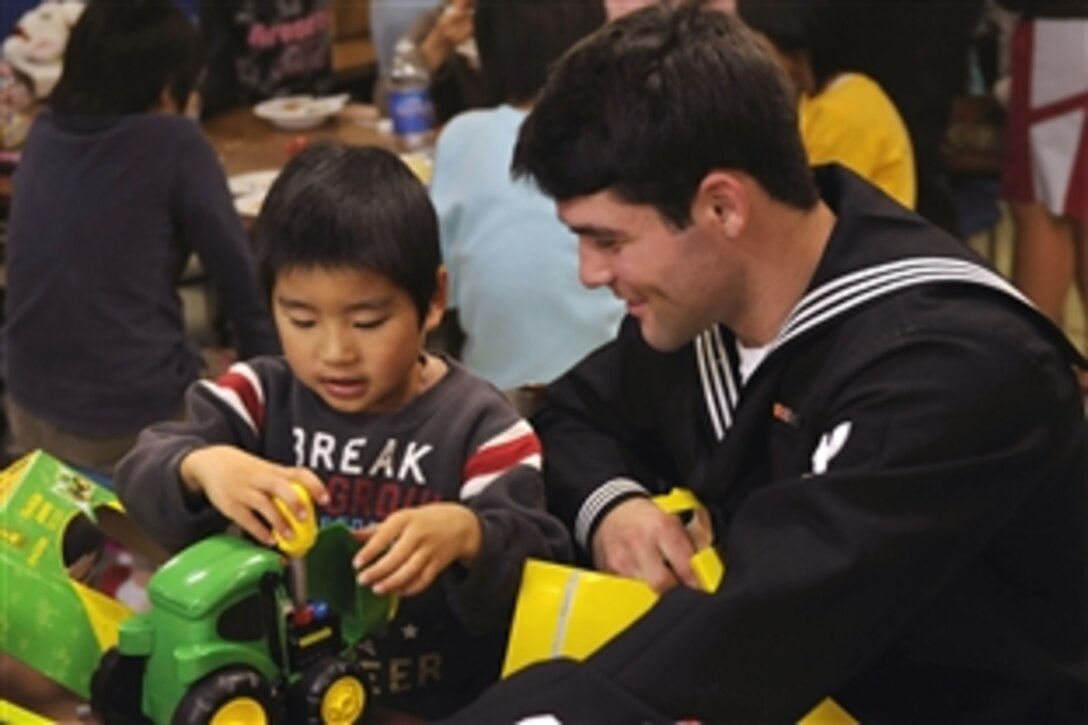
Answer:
4 0 278 480
429 0 624 390
738 0 916 209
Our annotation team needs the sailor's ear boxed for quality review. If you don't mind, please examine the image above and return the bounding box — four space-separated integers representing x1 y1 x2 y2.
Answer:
695 170 749 240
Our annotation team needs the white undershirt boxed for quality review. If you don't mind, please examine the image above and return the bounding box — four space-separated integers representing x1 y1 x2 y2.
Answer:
735 339 771 384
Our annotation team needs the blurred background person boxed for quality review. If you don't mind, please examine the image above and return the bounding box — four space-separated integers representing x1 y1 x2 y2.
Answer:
997 0 1087 388
368 0 441 100
835 0 985 234
198 0 334 118
4 0 277 478
739 0 915 208
429 0 623 390
373 0 487 126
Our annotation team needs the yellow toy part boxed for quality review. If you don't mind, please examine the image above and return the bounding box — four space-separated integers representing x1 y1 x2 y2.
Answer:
501 559 659 677
651 486 701 515
502 488 720 678
209 696 268 725
651 487 724 591
272 482 318 559
502 488 854 725
802 697 857 724
0 698 54 725
70 580 133 651
321 673 367 724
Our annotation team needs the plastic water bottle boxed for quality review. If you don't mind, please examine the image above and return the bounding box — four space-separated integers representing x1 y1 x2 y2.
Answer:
388 38 434 153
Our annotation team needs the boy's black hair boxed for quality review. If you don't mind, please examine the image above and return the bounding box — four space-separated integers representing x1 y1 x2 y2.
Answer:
254 142 441 326
50 0 203 115
474 0 606 106
512 1 818 229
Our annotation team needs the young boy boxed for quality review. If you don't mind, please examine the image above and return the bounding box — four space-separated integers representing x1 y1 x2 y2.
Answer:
115 141 572 719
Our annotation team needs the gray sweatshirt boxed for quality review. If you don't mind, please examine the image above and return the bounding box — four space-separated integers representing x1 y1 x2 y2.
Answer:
116 354 571 718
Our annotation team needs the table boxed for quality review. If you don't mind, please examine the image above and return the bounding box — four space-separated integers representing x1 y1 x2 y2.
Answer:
203 103 398 178
0 654 86 723
202 104 435 226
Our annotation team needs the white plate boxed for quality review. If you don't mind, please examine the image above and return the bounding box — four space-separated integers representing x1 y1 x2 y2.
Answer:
234 190 267 218
253 94 349 131
227 169 279 197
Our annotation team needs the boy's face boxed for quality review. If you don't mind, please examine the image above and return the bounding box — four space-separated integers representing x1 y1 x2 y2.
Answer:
273 266 444 414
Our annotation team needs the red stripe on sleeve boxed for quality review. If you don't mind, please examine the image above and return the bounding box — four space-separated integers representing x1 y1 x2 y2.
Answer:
216 371 265 430
462 433 542 483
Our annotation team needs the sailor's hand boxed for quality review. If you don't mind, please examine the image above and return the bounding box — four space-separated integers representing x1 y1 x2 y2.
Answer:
592 497 700 592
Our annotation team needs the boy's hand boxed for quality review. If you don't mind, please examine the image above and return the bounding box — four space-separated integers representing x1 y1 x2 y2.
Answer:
352 503 481 596
179 445 328 546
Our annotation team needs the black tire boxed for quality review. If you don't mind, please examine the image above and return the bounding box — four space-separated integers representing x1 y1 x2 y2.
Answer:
90 647 150 724
171 666 277 725
291 657 367 725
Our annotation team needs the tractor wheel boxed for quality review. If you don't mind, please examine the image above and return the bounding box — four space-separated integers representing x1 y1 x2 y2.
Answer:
292 657 367 724
171 667 276 725
90 647 150 724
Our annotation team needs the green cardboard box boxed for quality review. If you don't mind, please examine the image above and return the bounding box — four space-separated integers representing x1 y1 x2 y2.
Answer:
0 450 158 698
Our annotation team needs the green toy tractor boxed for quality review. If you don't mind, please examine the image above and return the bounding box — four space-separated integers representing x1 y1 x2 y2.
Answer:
89 489 395 725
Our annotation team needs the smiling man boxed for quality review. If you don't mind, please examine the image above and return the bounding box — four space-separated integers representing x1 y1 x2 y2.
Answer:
450 2 1088 722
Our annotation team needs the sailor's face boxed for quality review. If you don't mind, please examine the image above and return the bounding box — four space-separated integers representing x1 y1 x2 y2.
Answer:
558 191 732 351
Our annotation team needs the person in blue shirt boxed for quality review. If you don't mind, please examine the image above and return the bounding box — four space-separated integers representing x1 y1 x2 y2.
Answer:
429 0 623 390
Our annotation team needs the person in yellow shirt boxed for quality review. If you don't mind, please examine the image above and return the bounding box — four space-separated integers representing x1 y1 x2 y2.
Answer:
738 0 916 209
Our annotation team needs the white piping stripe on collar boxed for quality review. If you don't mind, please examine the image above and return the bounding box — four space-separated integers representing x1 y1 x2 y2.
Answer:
711 326 741 413
781 257 980 330
781 260 944 339
697 328 742 441
772 258 1027 353
692 257 1028 444
696 332 726 440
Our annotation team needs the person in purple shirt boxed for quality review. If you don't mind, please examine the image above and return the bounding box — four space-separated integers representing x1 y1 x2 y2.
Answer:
198 0 334 118
4 0 278 478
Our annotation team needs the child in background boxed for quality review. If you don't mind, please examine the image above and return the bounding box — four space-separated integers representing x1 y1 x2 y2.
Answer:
199 0 334 118
4 0 277 479
116 141 572 719
429 0 624 390
738 0 917 209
